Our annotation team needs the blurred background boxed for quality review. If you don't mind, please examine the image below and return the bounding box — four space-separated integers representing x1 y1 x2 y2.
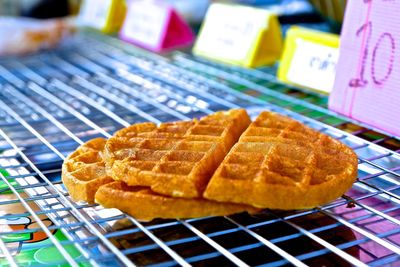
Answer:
0 0 345 30
0 0 347 57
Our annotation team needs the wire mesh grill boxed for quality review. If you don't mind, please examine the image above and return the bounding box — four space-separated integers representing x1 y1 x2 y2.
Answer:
0 32 399 267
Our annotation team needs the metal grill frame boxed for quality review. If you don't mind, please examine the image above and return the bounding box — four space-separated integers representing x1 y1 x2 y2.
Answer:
0 32 399 267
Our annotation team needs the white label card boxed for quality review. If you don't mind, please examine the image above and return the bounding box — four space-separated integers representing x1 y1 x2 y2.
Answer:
78 0 112 29
195 4 269 62
121 1 169 48
287 39 339 93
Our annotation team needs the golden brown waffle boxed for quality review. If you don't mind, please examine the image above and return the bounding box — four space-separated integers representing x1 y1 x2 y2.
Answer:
62 138 114 204
62 136 258 220
96 181 258 221
204 111 358 209
104 109 251 198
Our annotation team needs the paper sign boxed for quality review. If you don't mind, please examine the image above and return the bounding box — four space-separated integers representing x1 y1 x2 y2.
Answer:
193 3 282 68
329 1 400 136
278 27 339 94
120 1 194 52
78 0 126 33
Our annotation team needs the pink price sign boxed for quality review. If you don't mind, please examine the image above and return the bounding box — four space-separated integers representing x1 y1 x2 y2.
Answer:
120 1 194 52
329 0 400 136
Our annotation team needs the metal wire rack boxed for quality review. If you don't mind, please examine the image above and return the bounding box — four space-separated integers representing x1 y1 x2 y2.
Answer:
0 32 399 266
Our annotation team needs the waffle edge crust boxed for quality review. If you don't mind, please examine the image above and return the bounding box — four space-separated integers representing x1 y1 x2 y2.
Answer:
61 138 114 204
95 181 259 222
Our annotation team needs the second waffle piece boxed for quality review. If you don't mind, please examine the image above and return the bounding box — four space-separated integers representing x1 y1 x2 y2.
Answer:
96 181 258 221
104 109 251 198
204 111 358 209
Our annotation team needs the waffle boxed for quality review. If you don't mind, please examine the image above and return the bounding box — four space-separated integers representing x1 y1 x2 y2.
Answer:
62 138 114 204
104 109 251 198
62 137 258 220
204 111 358 209
95 181 258 221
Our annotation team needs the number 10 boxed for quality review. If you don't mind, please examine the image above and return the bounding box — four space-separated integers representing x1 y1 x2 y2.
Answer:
349 21 395 88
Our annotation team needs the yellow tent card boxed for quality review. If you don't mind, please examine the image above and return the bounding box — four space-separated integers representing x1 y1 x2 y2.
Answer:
193 3 282 68
278 26 340 94
78 0 126 33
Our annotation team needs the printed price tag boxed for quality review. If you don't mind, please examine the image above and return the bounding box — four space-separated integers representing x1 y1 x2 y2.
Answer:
193 3 282 68
278 27 339 94
120 1 194 52
78 0 126 33
329 0 400 136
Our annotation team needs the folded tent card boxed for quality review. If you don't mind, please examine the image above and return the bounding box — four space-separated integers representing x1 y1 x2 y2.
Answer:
193 3 283 68
119 0 195 52
329 0 400 136
77 0 126 33
278 26 340 95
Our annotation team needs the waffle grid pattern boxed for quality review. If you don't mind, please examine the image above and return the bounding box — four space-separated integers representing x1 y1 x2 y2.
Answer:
204 112 358 209
105 110 250 198
62 138 114 203
219 112 346 186
62 133 258 221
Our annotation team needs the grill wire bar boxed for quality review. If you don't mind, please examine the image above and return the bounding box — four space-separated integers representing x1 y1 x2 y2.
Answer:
2 38 400 228
0 89 188 266
0 32 398 266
